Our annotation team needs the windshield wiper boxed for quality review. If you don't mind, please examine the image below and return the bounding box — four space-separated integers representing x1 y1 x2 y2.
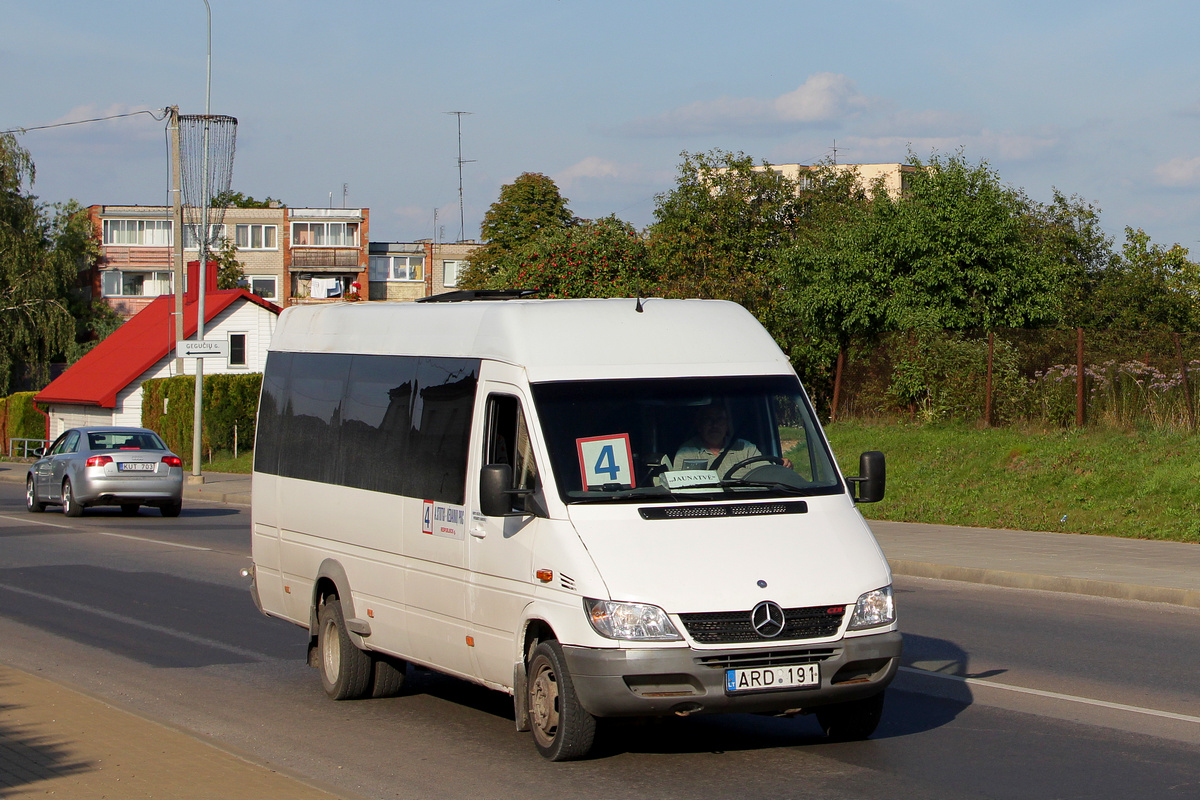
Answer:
718 478 809 495
569 486 672 504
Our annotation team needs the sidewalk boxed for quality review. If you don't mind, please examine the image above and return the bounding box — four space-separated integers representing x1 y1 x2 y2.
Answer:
0 462 1197 798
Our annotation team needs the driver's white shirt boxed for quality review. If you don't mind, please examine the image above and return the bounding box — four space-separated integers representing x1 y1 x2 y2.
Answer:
672 437 762 476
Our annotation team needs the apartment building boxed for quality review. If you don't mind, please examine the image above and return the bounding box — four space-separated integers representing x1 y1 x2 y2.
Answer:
367 239 480 301
758 162 917 199
86 204 370 315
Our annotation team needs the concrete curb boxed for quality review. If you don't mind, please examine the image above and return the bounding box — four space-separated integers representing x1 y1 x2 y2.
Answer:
888 559 1200 610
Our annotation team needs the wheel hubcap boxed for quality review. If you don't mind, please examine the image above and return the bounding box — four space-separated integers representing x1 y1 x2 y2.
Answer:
322 618 340 682
530 661 559 744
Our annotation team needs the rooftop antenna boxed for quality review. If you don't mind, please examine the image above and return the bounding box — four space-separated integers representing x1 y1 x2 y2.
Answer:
829 139 842 165
445 111 474 241
342 183 348 208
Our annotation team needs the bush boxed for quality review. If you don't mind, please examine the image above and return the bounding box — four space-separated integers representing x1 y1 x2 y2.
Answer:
1 392 48 453
142 373 262 464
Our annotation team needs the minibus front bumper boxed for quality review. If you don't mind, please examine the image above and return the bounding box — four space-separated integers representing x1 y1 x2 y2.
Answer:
562 629 901 718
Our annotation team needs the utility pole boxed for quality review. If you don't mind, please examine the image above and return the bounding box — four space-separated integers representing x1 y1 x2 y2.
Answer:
190 0 212 483
169 106 184 375
444 111 474 242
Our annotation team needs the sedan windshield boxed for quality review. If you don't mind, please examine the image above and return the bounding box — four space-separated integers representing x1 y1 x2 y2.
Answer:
530 375 843 504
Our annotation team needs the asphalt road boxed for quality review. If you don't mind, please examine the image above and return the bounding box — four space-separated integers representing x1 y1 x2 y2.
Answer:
0 483 1198 799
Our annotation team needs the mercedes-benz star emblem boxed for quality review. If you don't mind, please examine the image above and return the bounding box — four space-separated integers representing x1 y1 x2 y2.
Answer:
751 601 786 638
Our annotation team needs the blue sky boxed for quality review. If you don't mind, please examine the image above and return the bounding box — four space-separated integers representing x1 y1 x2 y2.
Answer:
6 0 1200 251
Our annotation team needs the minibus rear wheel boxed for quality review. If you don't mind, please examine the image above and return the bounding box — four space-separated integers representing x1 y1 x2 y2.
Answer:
527 640 596 761
317 594 372 700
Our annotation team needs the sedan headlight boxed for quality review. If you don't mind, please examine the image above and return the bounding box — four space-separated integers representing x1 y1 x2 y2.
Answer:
847 585 895 630
584 599 683 641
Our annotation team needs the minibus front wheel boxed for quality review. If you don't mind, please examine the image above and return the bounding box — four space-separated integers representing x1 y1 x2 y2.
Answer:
815 689 886 741
528 640 596 761
317 594 372 701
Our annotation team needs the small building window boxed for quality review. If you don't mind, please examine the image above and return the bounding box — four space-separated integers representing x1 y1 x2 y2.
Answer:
229 333 247 367
101 270 173 297
369 255 424 282
443 260 465 288
247 275 278 300
235 224 278 250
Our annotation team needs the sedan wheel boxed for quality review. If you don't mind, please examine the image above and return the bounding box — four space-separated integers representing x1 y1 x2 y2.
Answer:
26 477 46 513
62 479 83 518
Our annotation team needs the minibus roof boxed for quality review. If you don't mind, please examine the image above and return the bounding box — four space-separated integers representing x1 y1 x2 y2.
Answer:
269 297 794 381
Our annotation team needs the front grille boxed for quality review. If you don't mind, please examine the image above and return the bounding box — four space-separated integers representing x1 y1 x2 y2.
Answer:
679 605 845 644
696 647 840 670
639 501 807 520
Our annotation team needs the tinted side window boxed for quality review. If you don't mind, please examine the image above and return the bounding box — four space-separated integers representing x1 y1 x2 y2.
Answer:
277 353 350 485
339 354 418 495
254 351 291 475
255 351 478 504
405 358 478 504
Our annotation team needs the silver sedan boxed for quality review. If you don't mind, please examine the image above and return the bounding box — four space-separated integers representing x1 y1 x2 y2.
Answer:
26 427 185 517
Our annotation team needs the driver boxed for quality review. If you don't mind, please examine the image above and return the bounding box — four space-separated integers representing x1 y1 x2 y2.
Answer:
671 403 764 477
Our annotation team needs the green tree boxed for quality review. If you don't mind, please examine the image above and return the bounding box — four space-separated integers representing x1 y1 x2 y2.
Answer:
467 215 649 297
0 134 92 393
774 152 1077 410
1026 190 1114 328
779 151 1066 339
460 173 575 288
1088 227 1198 331
211 190 285 208
646 149 802 312
214 236 245 290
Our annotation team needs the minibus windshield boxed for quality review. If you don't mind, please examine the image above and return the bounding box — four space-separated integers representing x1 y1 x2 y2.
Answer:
530 375 844 504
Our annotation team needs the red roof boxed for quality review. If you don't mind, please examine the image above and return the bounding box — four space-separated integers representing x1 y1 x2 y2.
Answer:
36 290 281 408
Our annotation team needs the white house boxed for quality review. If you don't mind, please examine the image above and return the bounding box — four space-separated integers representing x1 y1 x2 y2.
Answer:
36 264 280 438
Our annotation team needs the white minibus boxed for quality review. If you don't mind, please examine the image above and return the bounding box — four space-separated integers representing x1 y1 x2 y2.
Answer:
249 293 899 760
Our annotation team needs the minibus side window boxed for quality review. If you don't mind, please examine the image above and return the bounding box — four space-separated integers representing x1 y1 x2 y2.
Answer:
485 394 540 514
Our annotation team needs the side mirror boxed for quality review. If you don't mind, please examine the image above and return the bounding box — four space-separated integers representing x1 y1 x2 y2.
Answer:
32 447 46 458
480 464 536 517
848 450 885 503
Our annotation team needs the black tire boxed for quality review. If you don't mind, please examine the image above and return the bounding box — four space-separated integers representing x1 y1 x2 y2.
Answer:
317 595 372 700
160 500 182 518
815 690 886 741
62 479 83 517
120 503 140 516
369 655 408 698
527 640 596 761
26 477 46 513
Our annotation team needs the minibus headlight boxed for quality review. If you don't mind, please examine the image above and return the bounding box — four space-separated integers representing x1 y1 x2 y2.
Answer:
584 599 683 641
847 585 895 630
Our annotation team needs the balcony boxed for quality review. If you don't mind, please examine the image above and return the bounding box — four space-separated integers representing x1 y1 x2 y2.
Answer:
290 248 361 269
100 246 172 268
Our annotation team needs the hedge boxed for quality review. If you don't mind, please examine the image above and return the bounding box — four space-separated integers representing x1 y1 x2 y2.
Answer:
1 392 48 453
142 373 262 463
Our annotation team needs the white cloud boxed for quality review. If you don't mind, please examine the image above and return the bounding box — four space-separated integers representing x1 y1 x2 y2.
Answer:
556 156 626 182
774 73 869 122
1154 156 1200 187
618 73 870 137
554 156 674 191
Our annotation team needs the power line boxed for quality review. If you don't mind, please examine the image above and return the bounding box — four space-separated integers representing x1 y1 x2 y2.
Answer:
2 108 169 136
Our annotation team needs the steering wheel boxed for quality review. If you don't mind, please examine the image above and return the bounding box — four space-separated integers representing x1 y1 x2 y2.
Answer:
722 455 786 480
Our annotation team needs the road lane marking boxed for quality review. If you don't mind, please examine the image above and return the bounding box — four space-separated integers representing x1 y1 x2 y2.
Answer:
899 666 1200 725
0 514 211 552
0 582 265 660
